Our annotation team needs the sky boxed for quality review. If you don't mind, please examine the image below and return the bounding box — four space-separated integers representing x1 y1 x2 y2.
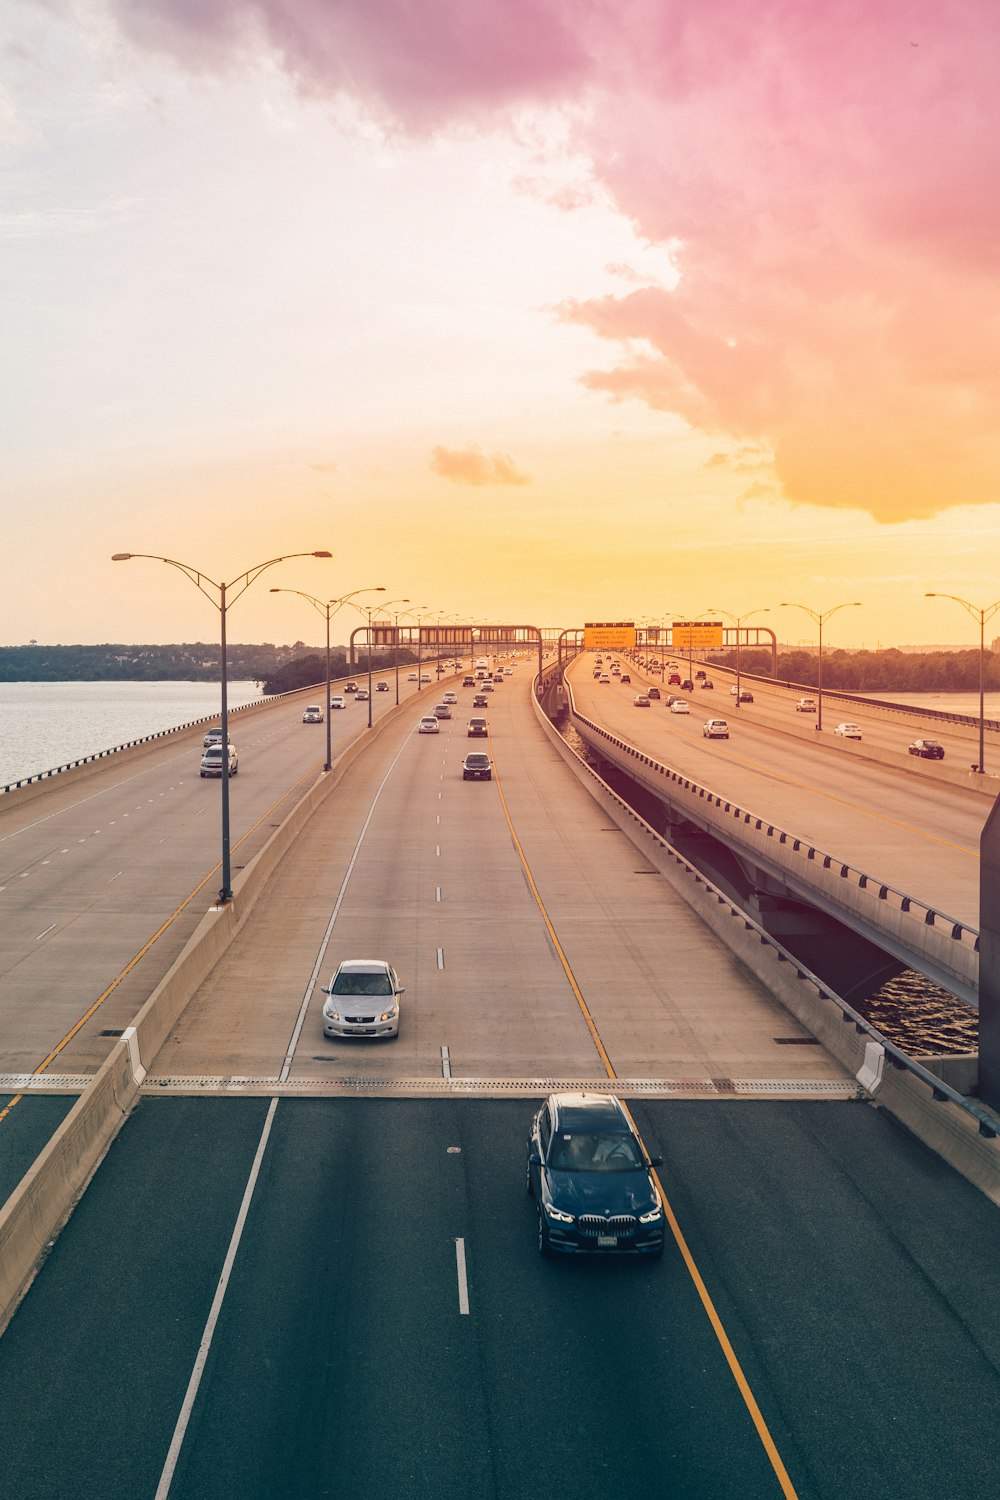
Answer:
3 0 1000 651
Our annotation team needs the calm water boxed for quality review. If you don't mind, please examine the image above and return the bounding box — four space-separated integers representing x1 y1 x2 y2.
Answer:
0 681 265 787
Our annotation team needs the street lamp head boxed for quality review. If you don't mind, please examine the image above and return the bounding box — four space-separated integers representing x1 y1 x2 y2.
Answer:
313 551 333 559
111 553 132 561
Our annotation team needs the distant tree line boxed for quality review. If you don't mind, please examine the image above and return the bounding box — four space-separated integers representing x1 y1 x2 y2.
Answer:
263 648 421 694
706 647 1000 693
0 642 333 684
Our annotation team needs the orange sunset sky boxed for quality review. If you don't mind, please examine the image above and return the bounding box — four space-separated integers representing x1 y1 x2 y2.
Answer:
3 0 999 650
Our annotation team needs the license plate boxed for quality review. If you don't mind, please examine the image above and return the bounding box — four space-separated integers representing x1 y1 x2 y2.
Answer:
597 1234 618 1248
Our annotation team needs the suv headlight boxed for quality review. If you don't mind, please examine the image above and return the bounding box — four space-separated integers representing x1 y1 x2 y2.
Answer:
379 1006 398 1022
543 1200 575 1224
324 1006 340 1022
639 1191 663 1224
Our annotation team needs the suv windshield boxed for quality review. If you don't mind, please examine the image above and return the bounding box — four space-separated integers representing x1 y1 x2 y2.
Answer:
547 1132 643 1172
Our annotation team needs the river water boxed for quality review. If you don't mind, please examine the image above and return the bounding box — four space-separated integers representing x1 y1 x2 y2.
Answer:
0 680 265 788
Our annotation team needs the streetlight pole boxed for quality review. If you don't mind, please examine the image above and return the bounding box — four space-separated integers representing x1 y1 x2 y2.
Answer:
925 593 1000 773
269 585 385 769
112 549 331 902
709 606 770 704
780 600 862 732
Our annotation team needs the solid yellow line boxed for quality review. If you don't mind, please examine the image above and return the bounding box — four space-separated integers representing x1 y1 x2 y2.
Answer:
491 719 800 1499
0 764 322 1127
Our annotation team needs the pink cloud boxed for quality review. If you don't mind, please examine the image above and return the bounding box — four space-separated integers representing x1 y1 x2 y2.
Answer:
429 443 531 487
107 0 1000 519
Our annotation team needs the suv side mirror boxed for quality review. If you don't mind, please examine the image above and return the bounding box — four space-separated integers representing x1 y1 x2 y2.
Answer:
529 1152 542 1166
320 985 330 995
647 1154 663 1168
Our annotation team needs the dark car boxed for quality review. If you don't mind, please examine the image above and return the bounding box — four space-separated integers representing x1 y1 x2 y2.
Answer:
909 739 945 759
462 752 492 780
472 693 489 708
680 678 694 691
620 673 631 684
526 1092 665 1258
731 689 754 703
647 687 661 700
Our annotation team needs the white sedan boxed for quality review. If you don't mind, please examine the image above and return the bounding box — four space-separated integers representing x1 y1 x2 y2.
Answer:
834 722 862 739
330 695 346 710
669 699 690 714
418 716 440 734
320 958 404 1039
703 719 729 738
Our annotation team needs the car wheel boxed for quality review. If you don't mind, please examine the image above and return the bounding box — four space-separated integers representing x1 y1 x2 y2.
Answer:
537 1211 551 1256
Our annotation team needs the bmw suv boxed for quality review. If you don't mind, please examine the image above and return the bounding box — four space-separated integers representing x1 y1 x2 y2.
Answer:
526 1093 665 1257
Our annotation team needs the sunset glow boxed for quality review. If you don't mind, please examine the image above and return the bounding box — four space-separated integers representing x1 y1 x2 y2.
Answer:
3 0 999 649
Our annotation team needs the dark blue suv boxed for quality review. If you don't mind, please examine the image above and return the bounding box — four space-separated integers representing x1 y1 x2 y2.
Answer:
527 1093 665 1258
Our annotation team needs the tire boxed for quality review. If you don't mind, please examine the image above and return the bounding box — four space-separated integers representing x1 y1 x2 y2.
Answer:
537 1211 551 1256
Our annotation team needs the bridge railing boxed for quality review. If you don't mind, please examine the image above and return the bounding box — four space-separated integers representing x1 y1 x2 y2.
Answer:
544 679 998 1142
565 685 979 1002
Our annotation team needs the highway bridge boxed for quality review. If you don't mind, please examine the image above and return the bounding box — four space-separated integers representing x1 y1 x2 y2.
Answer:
1 656 1000 1498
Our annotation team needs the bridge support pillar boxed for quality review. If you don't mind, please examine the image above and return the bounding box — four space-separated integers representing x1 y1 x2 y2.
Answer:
979 794 1000 1108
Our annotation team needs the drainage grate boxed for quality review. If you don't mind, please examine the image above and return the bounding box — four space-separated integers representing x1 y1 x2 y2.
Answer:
99 1029 123 1037
140 1074 857 1099
774 1036 820 1045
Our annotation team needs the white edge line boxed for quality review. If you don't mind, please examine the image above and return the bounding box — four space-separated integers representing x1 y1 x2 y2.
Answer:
154 1095 279 1499
455 1237 470 1315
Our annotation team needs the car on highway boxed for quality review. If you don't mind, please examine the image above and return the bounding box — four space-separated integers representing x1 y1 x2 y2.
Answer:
472 693 489 708
467 716 488 737
407 672 418 682
633 694 651 708
376 681 389 692
703 719 730 738
647 687 661 700
463 675 476 687
443 691 458 704
699 679 715 690
344 681 358 694
680 678 694 691
420 673 432 683
199 743 238 778
356 688 370 702
480 680 494 692
730 688 754 703
834 722 862 739
620 674 631 684
302 704 324 723
909 739 945 759
330 695 346 710
668 672 681 685
418 716 440 734
599 674 611 684
203 726 224 748
433 703 452 719
795 697 818 713
669 699 690 714
320 958 404 1040
526 1092 664 1257
462 752 492 780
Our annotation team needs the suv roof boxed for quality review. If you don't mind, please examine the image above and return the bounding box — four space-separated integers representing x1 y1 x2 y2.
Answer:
548 1091 630 1133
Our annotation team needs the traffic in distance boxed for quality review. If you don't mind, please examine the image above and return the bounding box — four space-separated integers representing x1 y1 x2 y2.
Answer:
591 649 963 761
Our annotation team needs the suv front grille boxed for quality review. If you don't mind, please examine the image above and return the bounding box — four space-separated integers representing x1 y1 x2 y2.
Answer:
578 1214 637 1236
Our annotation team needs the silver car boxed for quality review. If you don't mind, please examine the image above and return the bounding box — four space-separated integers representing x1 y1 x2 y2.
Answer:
200 743 238 777
321 959 404 1039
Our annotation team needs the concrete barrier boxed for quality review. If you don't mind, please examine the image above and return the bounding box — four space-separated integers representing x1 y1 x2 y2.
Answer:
531 686 1000 1206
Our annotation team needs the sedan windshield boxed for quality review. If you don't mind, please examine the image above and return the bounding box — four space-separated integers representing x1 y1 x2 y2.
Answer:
547 1132 644 1172
332 973 393 996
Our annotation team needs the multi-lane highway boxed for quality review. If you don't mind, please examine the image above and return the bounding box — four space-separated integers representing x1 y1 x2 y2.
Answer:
567 656 987 927
2 660 1000 1497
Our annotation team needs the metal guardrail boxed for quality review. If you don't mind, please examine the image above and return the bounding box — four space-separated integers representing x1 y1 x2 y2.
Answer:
0 683 318 797
552 678 997 1140
565 685 980 960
